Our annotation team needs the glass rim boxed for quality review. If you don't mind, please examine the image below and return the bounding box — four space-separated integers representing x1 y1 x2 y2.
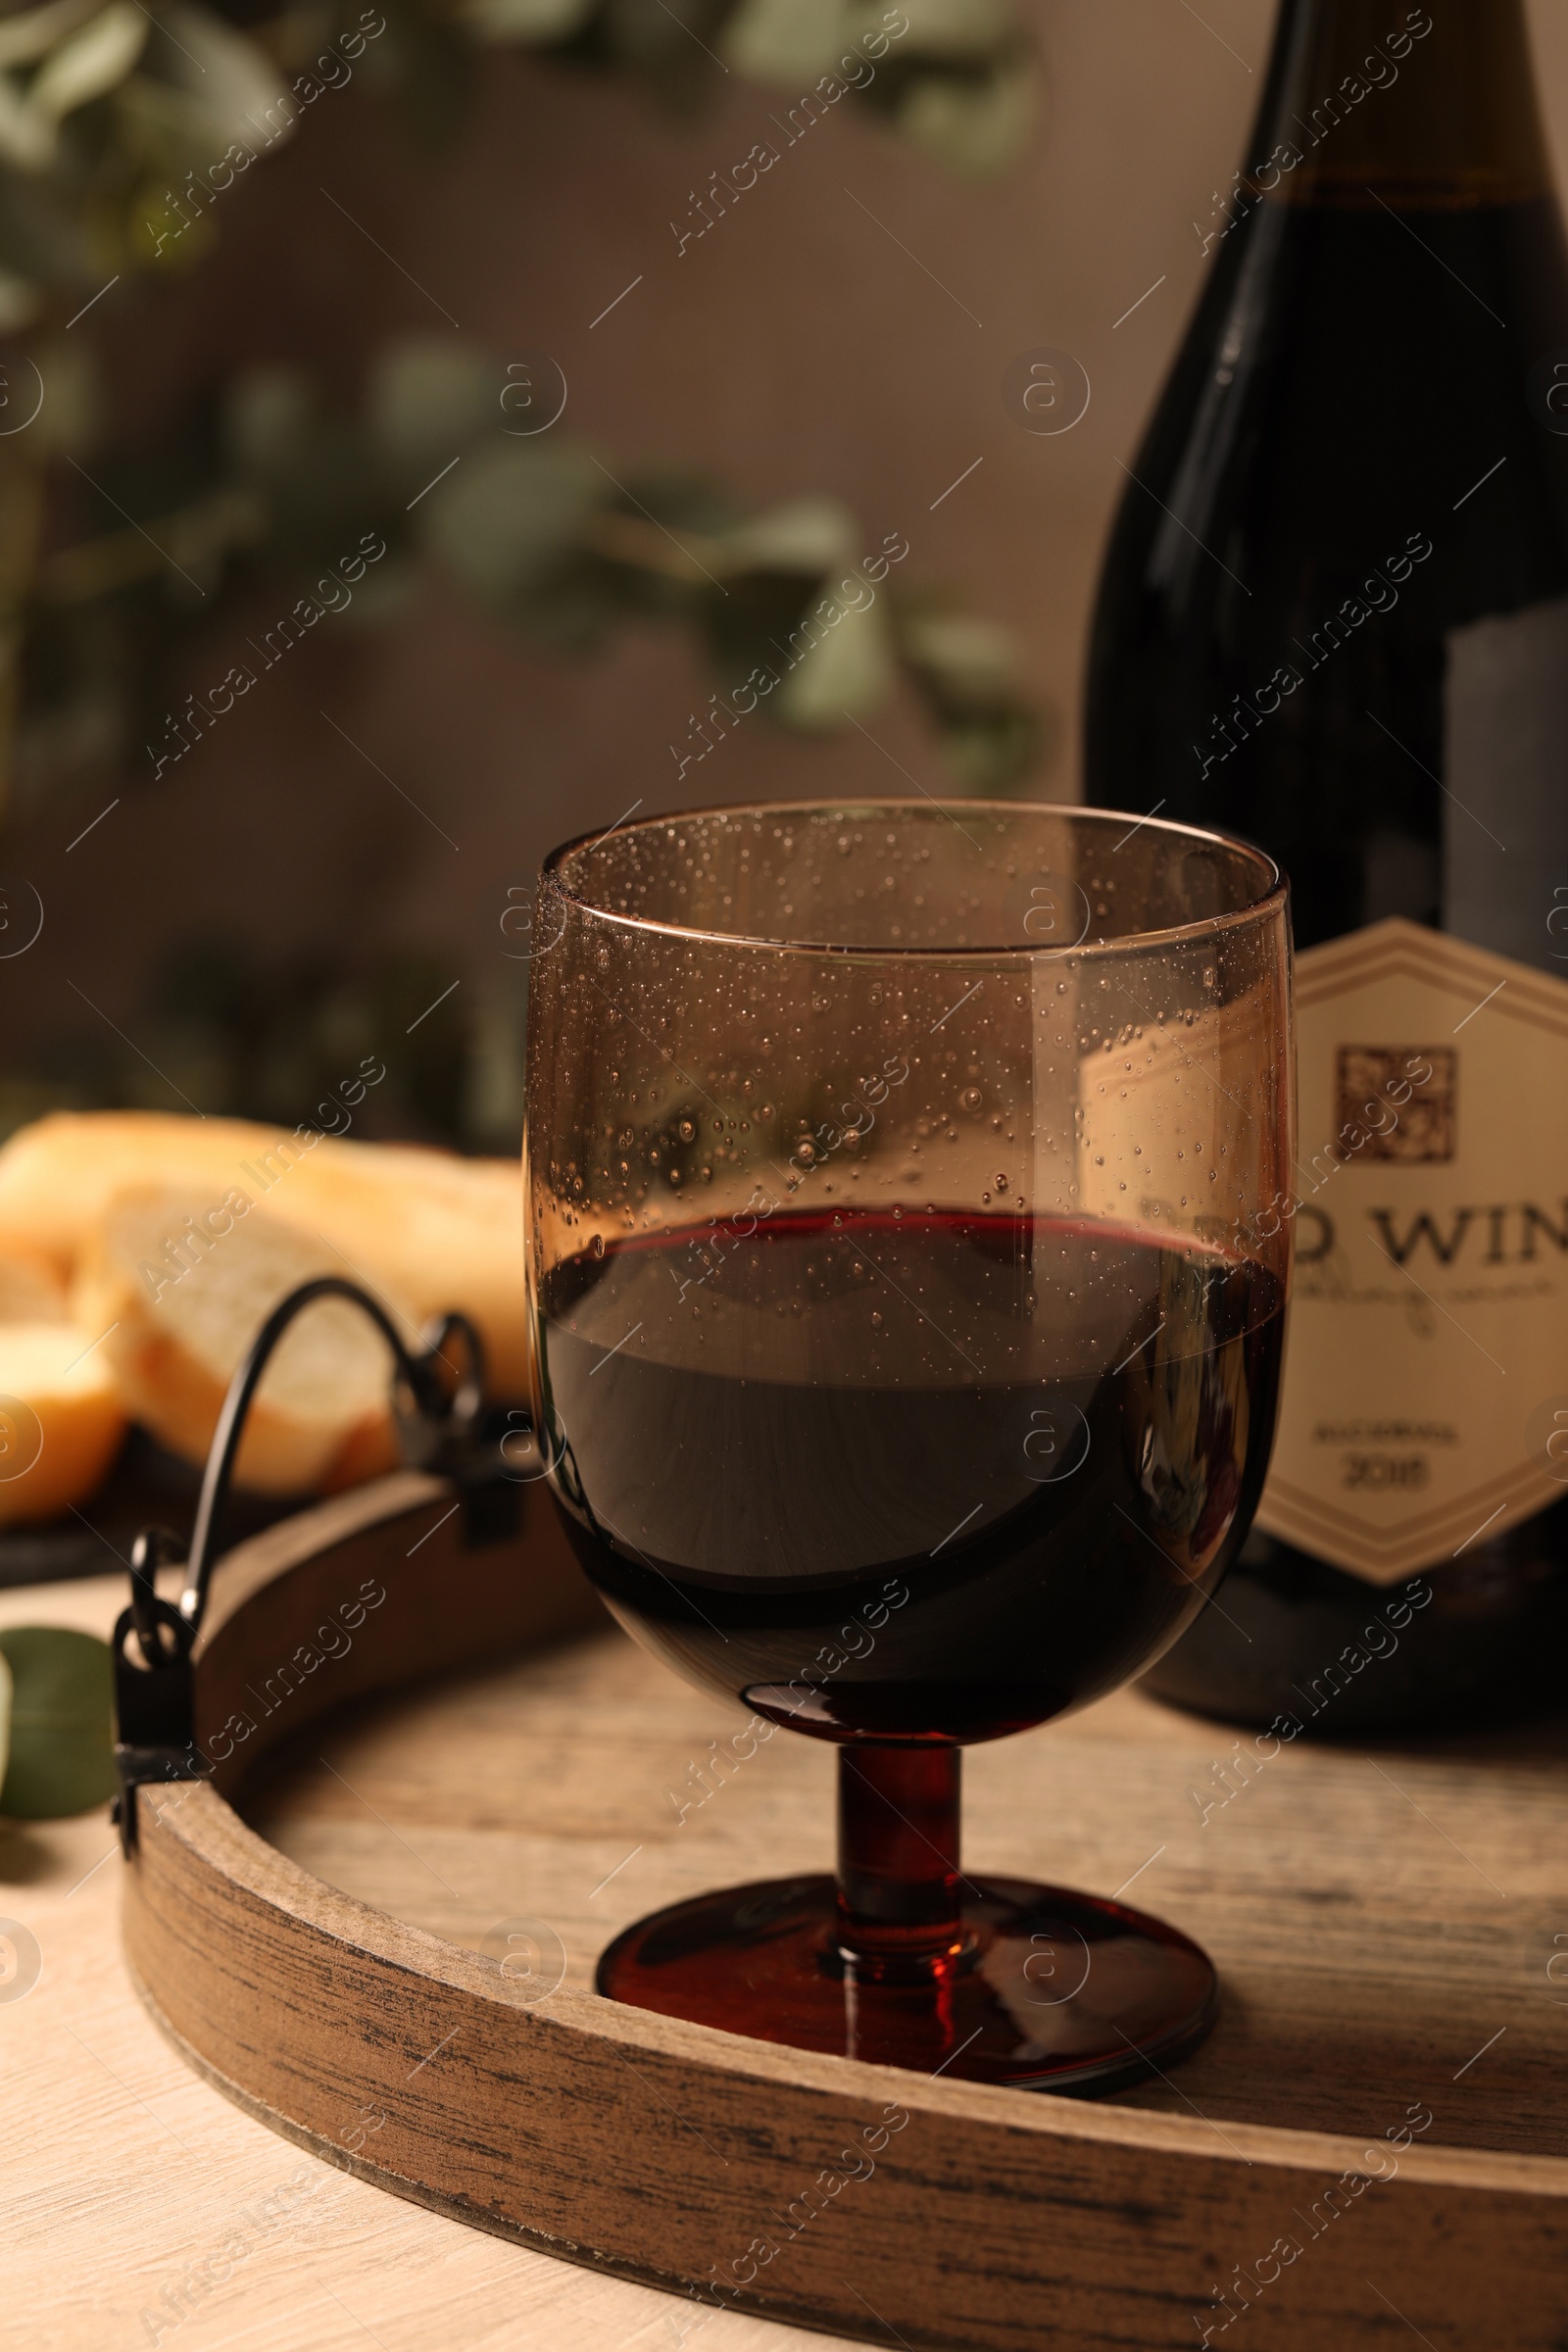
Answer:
539 796 1288 961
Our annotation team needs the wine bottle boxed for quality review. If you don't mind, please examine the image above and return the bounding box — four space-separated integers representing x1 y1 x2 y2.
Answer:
1086 0 1568 1732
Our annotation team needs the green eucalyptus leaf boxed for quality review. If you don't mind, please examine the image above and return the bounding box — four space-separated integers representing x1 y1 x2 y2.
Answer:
900 609 1021 697
894 55 1035 177
721 0 846 82
775 588 893 728
932 706 1042 794
898 605 1047 789
892 0 1013 58
30 4 148 124
724 0 1020 91
0 1626 115 1821
0 0 106 73
0 267 41 330
220 366 386 554
139 1 292 145
418 440 606 612
616 467 740 539
222 364 321 477
368 337 501 473
717 494 856 578
462 0 595 41
0 74 53 171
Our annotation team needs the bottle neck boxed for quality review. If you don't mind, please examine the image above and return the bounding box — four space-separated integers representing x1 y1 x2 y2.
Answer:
1246 0 1552 209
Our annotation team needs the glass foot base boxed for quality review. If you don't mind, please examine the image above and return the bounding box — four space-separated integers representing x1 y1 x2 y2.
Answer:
596 1874 1217 2093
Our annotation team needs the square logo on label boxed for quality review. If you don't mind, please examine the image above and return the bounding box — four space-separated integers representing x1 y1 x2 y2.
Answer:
1336 1046 1455 1162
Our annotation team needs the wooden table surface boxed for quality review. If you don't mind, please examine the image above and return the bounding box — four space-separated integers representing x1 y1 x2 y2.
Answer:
0 1569 838 2352
6 1553 1563 2349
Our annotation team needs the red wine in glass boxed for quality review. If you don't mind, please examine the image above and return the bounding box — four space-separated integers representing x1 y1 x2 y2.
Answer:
543 1208 1283 1740
525 801 1293 2091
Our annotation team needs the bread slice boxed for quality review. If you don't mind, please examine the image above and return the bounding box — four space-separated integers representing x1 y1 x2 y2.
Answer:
0 1240 68 1322
0 1324 125 1525
74 1189 408 1494
0 1111 528 1396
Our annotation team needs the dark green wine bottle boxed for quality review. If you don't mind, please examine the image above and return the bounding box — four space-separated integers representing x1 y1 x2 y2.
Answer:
1087 0 1568 1733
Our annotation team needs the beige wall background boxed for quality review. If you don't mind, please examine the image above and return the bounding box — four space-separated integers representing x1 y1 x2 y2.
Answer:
14 0 1568 1038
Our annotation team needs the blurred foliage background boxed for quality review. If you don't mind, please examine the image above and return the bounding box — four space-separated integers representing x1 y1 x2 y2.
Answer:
0 0 1045 1150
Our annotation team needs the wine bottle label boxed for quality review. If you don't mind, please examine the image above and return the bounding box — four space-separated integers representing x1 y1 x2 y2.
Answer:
1255 917 1568 1583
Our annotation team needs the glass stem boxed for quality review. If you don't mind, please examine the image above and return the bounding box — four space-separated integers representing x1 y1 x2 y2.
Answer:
835 1742 964 1980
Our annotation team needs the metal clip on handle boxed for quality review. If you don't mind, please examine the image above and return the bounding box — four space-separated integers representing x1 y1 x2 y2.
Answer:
111 1277 514 1854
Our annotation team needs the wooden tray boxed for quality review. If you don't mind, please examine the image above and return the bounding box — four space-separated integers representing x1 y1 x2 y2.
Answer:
120 1473 1568 2349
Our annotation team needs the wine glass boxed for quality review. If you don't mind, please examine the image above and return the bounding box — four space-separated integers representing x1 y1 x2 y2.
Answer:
524 800 1292 2091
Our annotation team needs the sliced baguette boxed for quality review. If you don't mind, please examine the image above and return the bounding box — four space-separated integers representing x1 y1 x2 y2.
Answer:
0 1324 125 1524
0 1239 69 1323
74 1189 407 1494
0 1110 528 1396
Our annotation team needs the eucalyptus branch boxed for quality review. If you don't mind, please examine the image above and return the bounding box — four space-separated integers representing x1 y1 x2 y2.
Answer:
36 486 267 602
